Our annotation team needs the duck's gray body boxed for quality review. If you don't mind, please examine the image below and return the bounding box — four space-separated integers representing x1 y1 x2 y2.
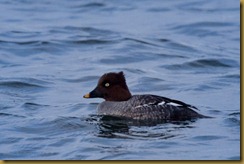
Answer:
97 95 206 121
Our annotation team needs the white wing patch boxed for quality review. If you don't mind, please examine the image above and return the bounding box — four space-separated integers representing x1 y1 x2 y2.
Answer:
134 102 155 109
159 101 182 107
134 100 185 109
166 102 182 106
157 101 167 105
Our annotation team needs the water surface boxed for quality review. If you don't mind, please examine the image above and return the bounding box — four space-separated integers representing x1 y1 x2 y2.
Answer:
0 0 240 160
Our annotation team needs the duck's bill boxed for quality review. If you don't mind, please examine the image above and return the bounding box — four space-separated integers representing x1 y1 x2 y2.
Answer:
83 93 91 98
83 87 103 99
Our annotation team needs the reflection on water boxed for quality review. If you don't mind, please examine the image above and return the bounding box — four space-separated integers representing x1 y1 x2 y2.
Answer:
95 115 196 140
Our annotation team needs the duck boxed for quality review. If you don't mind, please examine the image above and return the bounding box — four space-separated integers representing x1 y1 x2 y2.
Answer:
83 71 209 122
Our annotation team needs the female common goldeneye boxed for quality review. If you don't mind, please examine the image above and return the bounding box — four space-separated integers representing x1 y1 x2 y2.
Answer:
83 71 209 122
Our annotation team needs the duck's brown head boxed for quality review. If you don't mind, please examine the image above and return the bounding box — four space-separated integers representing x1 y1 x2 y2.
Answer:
83 71 132 101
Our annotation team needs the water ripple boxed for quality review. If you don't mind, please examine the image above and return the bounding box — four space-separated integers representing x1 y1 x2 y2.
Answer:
191 135 226 141
163 58 238 71
0 81 43 88
171 22 233 37
0 112 25 118
61 75 99 83
0 78 51 89
21 102 50 111
77 2 105 8
99 54 153 64
67 39 112 45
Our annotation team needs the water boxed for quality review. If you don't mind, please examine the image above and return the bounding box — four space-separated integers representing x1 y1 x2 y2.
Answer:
0 0 240 160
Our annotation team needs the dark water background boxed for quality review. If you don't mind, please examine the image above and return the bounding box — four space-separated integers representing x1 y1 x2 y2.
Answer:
0 0 240 160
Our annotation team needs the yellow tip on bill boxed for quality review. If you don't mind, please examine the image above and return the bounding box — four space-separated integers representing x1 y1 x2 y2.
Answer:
83 93 90 98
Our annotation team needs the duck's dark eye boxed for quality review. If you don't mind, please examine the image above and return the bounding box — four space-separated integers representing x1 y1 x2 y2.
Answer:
104 82 110 87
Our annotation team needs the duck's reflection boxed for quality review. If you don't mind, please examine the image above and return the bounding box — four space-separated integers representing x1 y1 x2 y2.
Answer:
87 115 197 139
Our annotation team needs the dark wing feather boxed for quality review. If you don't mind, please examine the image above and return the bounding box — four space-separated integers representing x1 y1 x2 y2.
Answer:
131 94 206 120
136 94 198 110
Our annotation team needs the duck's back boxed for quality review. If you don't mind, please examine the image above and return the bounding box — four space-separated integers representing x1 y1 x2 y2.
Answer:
97 95 207 121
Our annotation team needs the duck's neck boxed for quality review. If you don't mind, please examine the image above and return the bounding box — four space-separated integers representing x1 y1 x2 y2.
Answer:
105 88 132 101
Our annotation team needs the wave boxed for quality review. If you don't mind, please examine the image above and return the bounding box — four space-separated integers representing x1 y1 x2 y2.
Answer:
163 58 238 71
0 81 44 88
0 78 51 94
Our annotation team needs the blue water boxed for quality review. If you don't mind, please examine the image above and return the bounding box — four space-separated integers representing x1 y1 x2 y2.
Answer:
0 0 240 160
